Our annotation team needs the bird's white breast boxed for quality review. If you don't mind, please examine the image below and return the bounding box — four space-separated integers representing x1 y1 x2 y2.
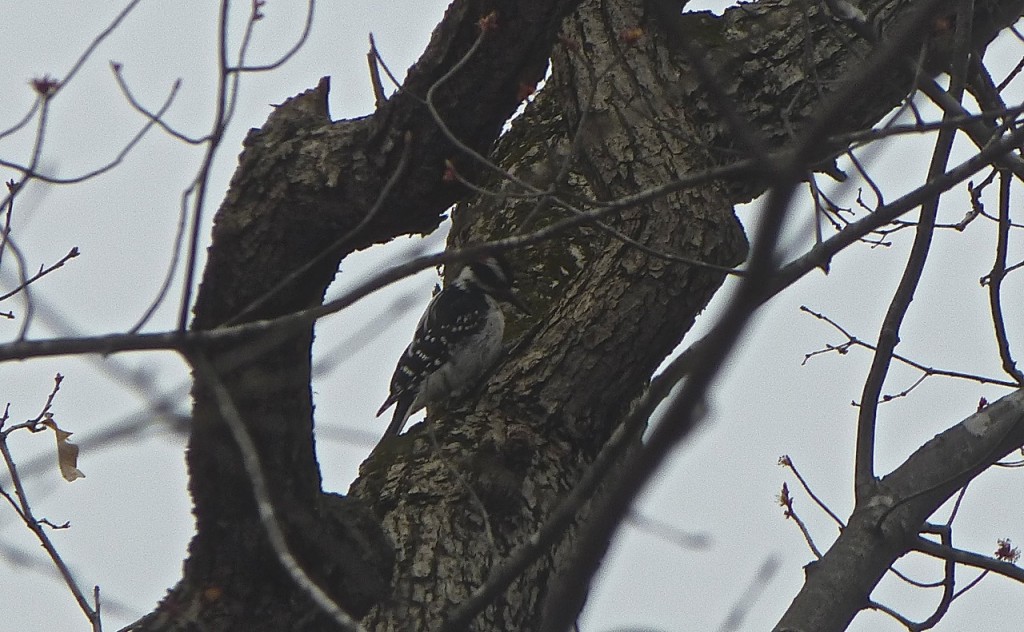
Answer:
416 295 505 408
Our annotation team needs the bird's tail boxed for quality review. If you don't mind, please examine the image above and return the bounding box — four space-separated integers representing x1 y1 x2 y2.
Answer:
381 398 412 440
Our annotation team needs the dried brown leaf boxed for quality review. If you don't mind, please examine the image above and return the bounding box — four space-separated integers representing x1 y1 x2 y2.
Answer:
40 417 85 482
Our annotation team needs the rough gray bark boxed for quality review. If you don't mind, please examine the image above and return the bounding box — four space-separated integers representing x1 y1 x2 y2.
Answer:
353 0 1024 630
125 1 583 629
126 0 1024 630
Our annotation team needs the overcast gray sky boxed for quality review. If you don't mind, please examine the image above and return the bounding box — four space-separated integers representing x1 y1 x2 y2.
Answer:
0 1 1021 631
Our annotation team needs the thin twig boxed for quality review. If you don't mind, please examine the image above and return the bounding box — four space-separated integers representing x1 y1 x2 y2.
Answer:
189 353 366 632
0 76 183 185
779 455 845 528
0 247 80 303
0 407 99 630
4 92 55 340
420 25 562 202
985 170 1024 384
229 0 316 73
950 568 989 599
129 0 302 332
3 113 1022 365
777 482 824 559
853 1 973 497
0 99 41 142
800 305 1019 389
368 34 388 107
626 512 710 549
888 565 945 589
112 68 201 144
55 0 146 99
176 0 238 331
368 34 403 91
715 557 780 632
907 524 956 630
6 232 39 341
867 599 921 629
0 180 17 269
913 536 1024 582
128 175 193 333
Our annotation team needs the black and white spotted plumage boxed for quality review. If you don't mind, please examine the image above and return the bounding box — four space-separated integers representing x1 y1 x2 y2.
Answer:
376 256 527 439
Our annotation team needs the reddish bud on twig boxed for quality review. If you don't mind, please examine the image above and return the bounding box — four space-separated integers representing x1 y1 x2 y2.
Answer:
995 538 1020 563
478 11 498 33
778 482 793 516
442 160 458 183
30 74 59 98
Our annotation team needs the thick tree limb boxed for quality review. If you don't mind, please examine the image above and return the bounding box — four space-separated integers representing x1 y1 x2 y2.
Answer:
123 0 1024 628
128 1 584 630
354 0 1024 630
775 389 1024 632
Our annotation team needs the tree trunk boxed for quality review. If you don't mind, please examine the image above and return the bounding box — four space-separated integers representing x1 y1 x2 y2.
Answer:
124 0 1024 630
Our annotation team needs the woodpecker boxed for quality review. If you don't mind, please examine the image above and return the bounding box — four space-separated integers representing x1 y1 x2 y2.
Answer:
376 255 528 439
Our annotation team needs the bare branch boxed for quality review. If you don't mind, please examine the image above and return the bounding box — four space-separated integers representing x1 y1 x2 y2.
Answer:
777 482 824 559
230 0 316 73
0 247 80 303
189 353 367 632
800 305 1020 389
222 130 414 326
779 454 846 528
0 78 182 186
111 66 201 144
367 33 388 108
0 384 100 630
985 170 1024 384
626 512 710 550
913 536 1024 583
0 180 17 269
57 0 146 98
1 108 1019 365
854 0 975 497
176 0 252 330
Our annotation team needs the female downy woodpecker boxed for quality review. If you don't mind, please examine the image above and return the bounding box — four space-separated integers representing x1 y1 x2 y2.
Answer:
376 256 529 439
